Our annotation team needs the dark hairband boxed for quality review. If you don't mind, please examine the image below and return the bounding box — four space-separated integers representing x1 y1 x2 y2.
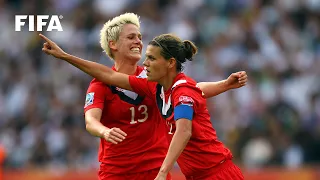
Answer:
153 40 183 64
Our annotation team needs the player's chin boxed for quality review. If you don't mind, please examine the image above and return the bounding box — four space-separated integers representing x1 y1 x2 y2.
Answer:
130 53 141 61
126 55 140 64
146 75 156 82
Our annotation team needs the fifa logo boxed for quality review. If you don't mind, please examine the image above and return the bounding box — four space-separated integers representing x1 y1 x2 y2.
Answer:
15 15 63 32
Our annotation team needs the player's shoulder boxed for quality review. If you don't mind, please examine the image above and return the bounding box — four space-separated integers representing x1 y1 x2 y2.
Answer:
89 78 105 85
171 73 204 100
172 73 197 90
87 78 112 93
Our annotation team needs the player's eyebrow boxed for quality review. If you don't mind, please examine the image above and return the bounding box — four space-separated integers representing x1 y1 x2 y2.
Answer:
127 32 142 37
146 54 155 59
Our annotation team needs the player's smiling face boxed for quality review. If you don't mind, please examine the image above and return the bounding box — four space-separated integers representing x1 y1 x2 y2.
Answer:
143 45 171 82
114 24 143 63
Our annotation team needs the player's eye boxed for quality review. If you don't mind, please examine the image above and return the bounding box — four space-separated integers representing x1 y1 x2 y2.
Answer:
146 56 154 61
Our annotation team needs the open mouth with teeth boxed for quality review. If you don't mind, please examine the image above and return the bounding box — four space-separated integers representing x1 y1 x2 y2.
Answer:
130 47 140 53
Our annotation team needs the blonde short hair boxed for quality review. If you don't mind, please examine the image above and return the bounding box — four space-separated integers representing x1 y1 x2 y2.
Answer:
100 13 140 60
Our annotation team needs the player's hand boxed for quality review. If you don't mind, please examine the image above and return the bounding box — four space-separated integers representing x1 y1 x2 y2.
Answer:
39 34 67 59
225 71 247 89
102 128 127 144
154 173 167 180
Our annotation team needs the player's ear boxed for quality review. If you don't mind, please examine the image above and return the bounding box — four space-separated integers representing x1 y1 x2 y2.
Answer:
168 58 176 69
109 40 117 51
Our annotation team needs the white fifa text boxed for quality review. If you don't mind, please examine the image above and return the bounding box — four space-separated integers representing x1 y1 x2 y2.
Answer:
15 15 63 32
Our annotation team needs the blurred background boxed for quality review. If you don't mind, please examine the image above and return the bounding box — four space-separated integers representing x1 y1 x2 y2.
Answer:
0 0 320 179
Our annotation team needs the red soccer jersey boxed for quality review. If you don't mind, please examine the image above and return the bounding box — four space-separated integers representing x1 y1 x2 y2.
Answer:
129 73 233 177
84 66 169 174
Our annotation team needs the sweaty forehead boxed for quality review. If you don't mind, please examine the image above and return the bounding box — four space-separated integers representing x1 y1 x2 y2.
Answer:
120 24 141 36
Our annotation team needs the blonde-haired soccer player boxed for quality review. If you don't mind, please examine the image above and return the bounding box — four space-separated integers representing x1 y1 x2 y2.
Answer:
85 12 172 180
100 12 140 60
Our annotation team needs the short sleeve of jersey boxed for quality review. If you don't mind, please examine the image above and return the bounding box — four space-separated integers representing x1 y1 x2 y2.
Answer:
84 79 109 113
128 76 155 98
172 86 198 110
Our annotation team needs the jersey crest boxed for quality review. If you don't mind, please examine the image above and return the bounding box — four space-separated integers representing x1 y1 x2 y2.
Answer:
84 92 94 108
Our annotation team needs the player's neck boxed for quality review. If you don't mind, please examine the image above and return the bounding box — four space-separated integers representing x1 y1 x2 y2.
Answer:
159 71 178 91
114 61 137 75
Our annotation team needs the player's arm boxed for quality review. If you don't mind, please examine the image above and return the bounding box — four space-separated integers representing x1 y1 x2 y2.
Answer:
85 108 127 144
85 108 107 137
63 53 133 91
197 71 247 98
158 117 192 176
157 94 194 177
39 34 133 91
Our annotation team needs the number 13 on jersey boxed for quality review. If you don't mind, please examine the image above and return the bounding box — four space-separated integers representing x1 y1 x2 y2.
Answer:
129 105 148 124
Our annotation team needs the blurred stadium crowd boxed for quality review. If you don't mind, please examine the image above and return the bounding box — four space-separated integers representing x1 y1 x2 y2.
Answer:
0 0 320 171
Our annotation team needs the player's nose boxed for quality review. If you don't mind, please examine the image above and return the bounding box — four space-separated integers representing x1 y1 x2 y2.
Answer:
143 59 149 67
134 36 142 45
